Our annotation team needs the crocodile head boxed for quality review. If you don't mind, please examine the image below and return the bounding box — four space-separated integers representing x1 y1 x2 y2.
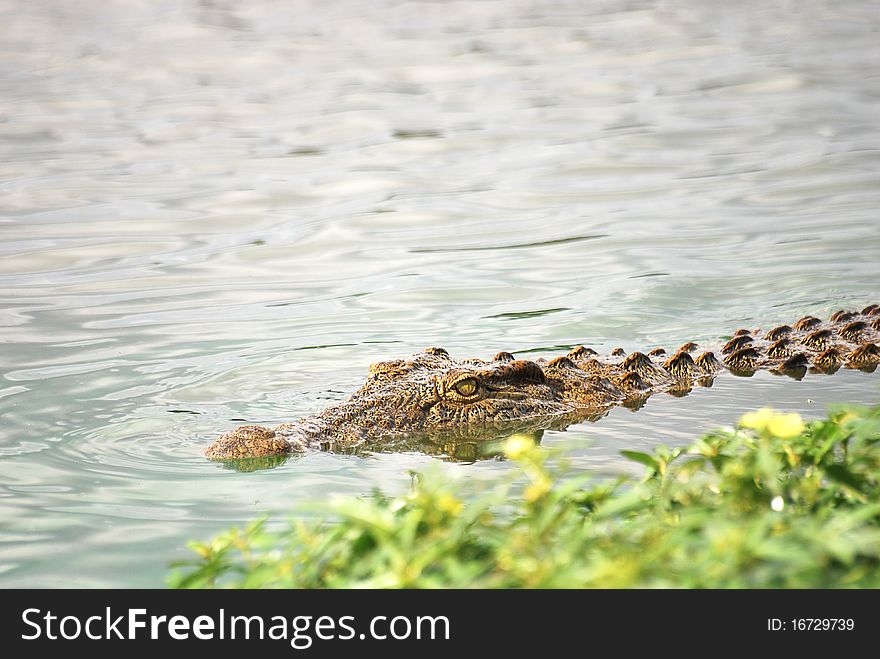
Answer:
205 348 582 461
322 349 573 437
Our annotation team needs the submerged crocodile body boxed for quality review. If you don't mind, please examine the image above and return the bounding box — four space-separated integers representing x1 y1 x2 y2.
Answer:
205 305 880 461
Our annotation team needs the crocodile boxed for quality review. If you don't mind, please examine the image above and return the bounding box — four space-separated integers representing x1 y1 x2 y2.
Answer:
205 305 880 462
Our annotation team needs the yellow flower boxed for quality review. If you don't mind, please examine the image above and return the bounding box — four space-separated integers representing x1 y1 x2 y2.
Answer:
524 478 552 502
504 434 536 459
436 493 463 516
739 407 776 432
739 408 804 438
767 412 804 439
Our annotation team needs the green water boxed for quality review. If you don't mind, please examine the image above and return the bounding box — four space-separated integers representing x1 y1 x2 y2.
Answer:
1 0 878 587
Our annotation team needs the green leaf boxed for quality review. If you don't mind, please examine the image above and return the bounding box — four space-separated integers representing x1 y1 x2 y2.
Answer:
620 450 659 472
823 464 869 495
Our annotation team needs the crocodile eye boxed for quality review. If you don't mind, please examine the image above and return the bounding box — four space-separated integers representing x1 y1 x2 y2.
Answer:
454 378 478 396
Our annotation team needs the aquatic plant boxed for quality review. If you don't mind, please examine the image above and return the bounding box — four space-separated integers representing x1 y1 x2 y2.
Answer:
170 404 880 588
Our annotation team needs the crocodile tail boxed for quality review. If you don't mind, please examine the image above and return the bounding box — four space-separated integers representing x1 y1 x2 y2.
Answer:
561 305 880 408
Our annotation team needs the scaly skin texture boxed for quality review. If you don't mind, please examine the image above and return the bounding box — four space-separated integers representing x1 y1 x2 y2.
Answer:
205 305 880 461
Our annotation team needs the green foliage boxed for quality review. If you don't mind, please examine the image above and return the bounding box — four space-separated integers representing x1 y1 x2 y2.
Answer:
169 404 880 588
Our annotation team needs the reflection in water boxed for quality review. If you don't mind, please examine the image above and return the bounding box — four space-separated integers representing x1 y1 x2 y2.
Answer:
211 427 545 471
378 428 546 463
216 454 293 473
1 0 879 585
212 424 548 470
